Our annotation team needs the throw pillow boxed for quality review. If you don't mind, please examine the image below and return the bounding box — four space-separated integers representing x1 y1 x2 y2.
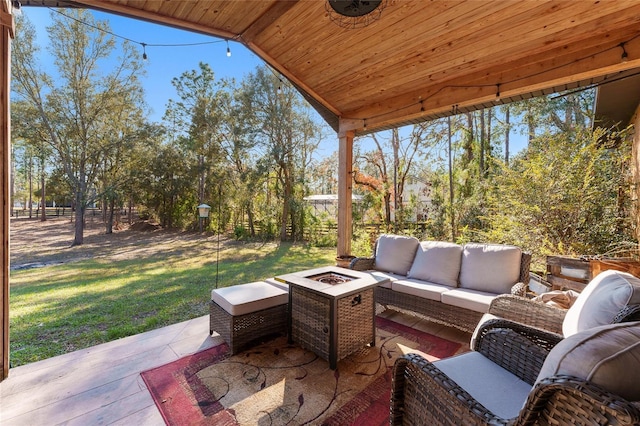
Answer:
407 241 462 287
562 269 640 337
458 243 522 294
374 234 419 275
537 321 640 401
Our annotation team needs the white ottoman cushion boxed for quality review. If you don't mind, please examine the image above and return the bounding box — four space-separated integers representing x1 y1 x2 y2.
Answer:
211 281 288 316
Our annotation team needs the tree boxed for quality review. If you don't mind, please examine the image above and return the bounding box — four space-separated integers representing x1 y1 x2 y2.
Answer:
241 67 321 241
483 128 633 263
11 11 146 245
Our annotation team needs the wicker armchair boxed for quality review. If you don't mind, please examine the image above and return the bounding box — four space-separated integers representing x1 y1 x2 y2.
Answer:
486 270 640 336
391 320 640 425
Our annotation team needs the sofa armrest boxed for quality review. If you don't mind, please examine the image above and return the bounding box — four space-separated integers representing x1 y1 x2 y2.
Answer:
473 318 563 385
489 294 566 335
349 256 375 271
391 353 503 425
510 282 528 297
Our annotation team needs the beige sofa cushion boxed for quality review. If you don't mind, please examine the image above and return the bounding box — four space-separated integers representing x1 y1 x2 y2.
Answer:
407 241 463 287
441 288 495 313
537 321 640 401
374 234 419 275
562 270 640 337
392 278 452 301
459 243 522 294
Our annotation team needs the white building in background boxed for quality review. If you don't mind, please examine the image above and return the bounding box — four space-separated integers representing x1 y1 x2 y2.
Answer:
401 177 432 222
304 194 364 217
305 177 432 223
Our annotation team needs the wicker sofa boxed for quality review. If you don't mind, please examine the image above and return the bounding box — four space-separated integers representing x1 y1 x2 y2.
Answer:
350 234 531 333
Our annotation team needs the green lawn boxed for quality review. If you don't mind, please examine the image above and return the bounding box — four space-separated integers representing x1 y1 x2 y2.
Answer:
9 241 336 367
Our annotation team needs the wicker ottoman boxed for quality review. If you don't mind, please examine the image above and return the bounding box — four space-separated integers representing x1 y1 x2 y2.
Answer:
210 281 288 354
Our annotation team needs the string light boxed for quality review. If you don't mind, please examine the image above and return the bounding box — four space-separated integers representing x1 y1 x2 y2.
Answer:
620 43 629 63
351 34 640 126
47 7 234 61
12 1 22 16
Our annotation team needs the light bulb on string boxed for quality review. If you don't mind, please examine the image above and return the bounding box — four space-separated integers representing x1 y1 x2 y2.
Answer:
621 43 629 63
226 40 231 57
142 43 148 60
12 1 22 16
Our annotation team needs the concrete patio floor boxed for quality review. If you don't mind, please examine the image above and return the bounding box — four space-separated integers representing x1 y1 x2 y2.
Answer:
0 310 471 425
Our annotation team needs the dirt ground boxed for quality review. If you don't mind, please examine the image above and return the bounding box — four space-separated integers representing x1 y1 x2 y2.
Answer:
9 216 228 270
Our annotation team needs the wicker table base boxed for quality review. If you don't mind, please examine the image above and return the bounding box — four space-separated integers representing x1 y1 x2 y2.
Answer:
276 266 387 369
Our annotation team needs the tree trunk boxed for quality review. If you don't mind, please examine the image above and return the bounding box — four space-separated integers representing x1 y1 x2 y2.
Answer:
28 156 33 219
40 166 46 222
527 107 536 144
448 117 455 241
106 196 115 234
72 183 85 246
384 192 392 230
392 128 399 232
505 106 510 165
464 113 474 166
72 197 84 246
280 169 291 241
128 197 133 224
479 110 485 179
247 201 255 237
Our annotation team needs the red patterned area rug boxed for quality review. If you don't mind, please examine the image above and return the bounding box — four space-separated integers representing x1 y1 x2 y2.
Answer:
141 317 462 426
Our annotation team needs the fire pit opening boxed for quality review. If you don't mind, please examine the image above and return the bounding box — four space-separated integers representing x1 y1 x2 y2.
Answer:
307 271 356 285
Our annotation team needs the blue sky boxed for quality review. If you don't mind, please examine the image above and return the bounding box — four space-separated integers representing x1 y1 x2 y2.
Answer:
23 6 264 123
20 6 527 159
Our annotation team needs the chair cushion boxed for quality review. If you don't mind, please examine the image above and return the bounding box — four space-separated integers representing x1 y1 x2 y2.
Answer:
374 234 419 275
537 321 640 401
407 241 462 287
211 281 288 316
459 243 522 293
434 352 532 419
562 270 640 337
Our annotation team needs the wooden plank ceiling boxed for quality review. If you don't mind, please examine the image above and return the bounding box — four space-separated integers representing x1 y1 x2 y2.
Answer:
24 0 640 134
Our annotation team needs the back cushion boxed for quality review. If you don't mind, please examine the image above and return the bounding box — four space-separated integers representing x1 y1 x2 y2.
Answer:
374 234 419 275
458 243 522 294
537 321 640 401
562 270 640 337
407 241 463 287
